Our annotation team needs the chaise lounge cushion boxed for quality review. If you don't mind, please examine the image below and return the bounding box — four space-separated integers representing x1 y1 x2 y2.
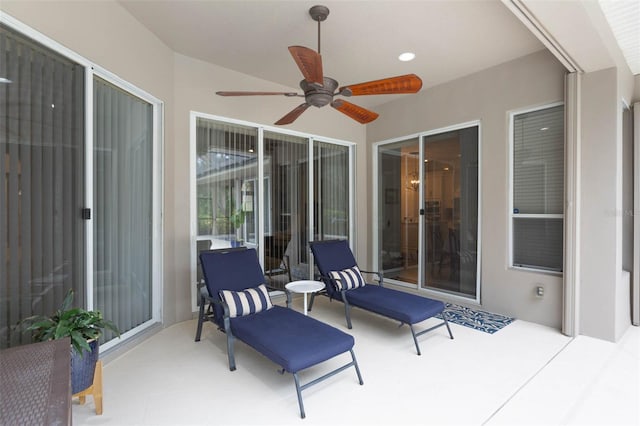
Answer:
230 305 355 373
344 285 445 325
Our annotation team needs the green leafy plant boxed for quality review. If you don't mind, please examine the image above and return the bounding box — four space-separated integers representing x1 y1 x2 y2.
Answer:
228 207 246 231
19 289 120 356
215 191 246 236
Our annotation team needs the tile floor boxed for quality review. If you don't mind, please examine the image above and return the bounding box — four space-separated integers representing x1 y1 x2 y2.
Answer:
73 295 639 425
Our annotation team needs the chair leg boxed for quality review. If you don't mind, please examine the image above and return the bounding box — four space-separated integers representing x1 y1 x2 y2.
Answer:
293 373 306 419
350 349 364 385
409 324 422 356
224 317 236 371
442 312 454 339
340 292 353 329
195 295 205 342
226 333 236 371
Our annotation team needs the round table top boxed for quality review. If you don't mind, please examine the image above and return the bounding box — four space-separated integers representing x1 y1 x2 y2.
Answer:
285 280 325 294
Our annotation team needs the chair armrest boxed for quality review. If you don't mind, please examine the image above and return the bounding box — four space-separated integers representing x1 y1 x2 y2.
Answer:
264 282 281 292
359 270 384 287
199 287 232 331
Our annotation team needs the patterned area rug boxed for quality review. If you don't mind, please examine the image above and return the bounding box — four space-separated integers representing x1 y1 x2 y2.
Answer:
437 303 515 334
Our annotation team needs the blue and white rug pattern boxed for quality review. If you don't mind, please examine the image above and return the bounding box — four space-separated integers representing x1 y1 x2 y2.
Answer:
437 303 515 334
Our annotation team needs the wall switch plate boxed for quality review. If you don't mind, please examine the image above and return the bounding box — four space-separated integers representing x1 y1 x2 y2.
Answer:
536 286 544 297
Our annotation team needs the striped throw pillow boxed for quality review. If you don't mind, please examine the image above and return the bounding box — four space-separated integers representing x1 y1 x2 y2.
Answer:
329 266 366 291
220 284 273 318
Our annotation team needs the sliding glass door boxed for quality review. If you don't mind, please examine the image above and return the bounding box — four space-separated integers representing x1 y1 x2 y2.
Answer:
0 20 162 350
93 77 155 341
376 125 479 300
377 138 420 284
192 115 354 305
313 141 351 243
195 119 259 249
422 127 478 297
263 131 307 287
0 24 85 348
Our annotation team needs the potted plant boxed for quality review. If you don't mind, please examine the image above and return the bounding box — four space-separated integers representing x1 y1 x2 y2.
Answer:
19 289 120 394
228 207 246 246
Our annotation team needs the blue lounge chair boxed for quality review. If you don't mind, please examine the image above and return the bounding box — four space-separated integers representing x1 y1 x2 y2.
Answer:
309 239 453 355
195 247 363 419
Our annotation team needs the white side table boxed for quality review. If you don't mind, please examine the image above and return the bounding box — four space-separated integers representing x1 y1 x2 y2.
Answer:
285 280 325 315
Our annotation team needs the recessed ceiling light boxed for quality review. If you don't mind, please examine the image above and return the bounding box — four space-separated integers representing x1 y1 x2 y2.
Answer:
398 52 415 62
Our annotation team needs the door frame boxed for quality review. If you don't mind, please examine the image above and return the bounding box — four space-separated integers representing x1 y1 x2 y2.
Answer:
373 120 482 304
1 14 164 352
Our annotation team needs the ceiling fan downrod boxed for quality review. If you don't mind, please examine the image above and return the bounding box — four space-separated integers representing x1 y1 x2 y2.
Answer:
309 5 329 54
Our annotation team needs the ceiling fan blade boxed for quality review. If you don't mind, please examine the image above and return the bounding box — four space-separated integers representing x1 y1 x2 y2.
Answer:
216 91 300 97
339 74 423 96
331 99 379 124
274 103 310 125
288 46 323 85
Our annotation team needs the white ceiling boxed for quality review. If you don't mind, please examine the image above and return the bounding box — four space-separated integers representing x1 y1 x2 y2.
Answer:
599 0 640 75
119 0 545 107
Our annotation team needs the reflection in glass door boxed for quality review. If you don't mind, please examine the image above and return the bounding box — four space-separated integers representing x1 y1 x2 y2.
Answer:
263 131 308 288
378 138 420 285
422 127 478 298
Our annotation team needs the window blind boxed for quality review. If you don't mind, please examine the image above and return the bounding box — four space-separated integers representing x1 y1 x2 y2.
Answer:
513 217 563 271
314 141 349 241
93 77 153 342
512 105 564 271
0 24 85 349
264 131 307 282
513 105 564 214
195 118 258 245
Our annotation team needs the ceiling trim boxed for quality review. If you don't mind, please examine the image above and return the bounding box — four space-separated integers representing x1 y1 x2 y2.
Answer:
501 0 583 73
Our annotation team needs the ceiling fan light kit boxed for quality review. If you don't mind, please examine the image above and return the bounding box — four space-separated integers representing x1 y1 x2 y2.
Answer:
216 5 423 125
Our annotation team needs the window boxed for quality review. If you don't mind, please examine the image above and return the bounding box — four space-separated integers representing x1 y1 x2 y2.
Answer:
510 104 564 272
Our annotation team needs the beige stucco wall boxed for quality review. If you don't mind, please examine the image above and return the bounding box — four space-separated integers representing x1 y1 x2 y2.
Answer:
580 68 626 341
367 50 566 328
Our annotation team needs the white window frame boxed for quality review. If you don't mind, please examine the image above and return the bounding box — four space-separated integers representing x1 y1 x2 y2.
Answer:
508 102 564 274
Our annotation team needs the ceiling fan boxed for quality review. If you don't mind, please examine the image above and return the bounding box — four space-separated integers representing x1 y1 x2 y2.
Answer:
216 5 423 125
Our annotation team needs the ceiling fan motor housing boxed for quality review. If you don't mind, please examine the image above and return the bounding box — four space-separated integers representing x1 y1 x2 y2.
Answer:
301 77 338 107
309 5 330 21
